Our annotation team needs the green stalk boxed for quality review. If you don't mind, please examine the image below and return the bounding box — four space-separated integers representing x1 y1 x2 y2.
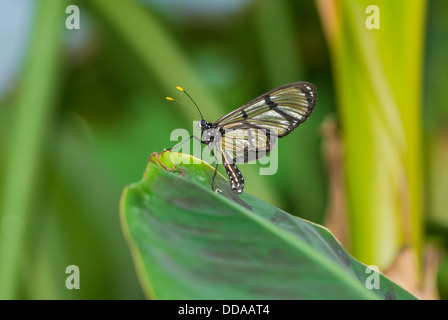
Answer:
0 0 65 298
253 0 304 85
316 0 425 268
250 0 304 209
253 0 328 221
84 0 224 120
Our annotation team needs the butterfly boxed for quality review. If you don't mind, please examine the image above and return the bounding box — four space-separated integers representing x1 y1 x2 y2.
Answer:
166 82 317 194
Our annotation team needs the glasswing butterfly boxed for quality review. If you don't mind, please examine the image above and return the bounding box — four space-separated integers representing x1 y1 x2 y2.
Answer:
166 82 317 194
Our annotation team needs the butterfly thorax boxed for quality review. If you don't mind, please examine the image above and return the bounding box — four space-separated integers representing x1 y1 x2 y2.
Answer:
200 120 218 145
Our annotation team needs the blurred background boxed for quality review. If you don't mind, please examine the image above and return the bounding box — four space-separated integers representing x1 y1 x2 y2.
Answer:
0 0 447 299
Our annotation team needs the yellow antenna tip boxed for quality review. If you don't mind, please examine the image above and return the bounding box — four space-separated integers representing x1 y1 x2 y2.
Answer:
166 97 173 101
176 86 185 92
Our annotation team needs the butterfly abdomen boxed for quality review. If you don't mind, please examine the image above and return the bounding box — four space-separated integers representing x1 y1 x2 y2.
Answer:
223 160 244 194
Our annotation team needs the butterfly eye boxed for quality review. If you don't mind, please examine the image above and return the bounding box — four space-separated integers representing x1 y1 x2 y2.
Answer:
201 120 206 127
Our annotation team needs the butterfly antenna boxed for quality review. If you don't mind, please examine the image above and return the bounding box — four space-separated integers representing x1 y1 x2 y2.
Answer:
176 86 204 120
165 97 202 119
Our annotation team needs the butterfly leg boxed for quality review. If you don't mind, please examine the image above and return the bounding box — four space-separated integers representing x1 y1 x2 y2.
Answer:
210 149 219 191
165 134 205 152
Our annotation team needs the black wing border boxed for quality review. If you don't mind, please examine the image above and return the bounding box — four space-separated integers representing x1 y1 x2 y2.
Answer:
212 81 317 138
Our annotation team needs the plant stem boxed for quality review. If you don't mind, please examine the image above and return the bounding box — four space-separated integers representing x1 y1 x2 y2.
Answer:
0 0 64 299
316 0 425 268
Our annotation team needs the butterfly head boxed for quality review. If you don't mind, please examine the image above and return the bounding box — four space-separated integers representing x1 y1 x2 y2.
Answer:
200 119 212 130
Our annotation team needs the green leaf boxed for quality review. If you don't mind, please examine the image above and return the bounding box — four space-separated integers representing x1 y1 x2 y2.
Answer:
120 151 416 300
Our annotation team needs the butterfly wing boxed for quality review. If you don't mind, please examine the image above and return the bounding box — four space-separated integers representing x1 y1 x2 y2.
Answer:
217 126 276 163
214 81 317 138
209 82 316 193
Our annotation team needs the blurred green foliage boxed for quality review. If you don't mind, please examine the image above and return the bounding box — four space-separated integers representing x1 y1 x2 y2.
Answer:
0 0 446 299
